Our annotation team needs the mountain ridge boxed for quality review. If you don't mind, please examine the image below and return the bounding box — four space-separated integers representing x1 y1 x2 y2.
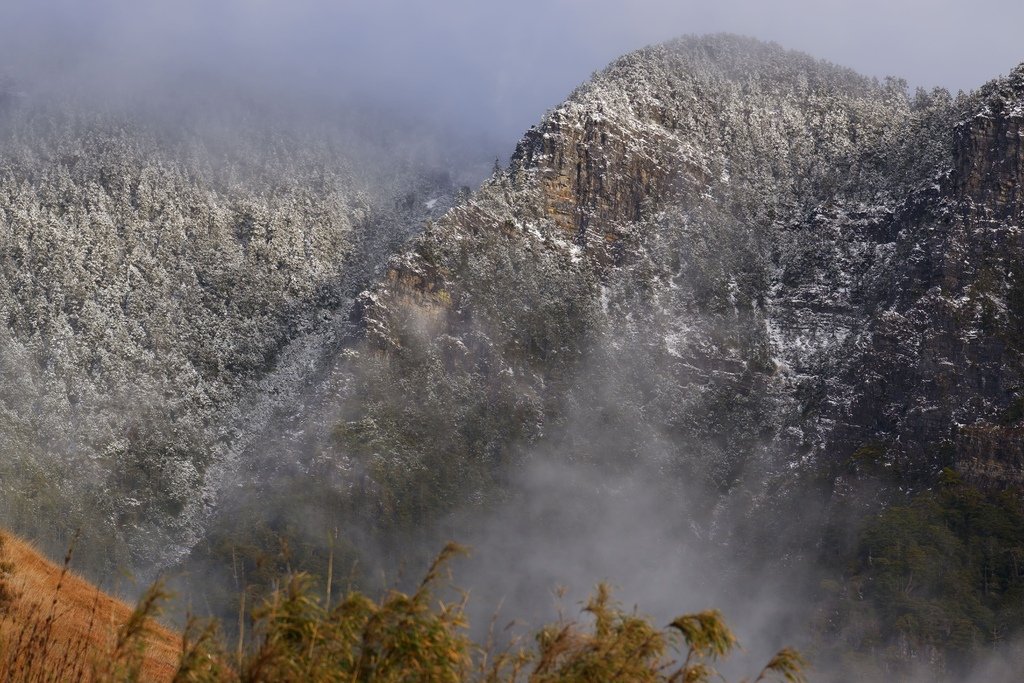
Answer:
3 33 1024 677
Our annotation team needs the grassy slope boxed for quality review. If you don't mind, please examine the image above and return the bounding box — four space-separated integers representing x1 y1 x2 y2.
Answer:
0 531 180 682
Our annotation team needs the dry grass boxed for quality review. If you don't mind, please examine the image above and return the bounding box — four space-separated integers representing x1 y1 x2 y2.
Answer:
0 531 181 682
0 532 807 682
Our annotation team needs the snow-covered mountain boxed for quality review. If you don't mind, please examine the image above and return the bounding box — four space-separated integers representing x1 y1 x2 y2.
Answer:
3 33 1024 676
0 93 464 569
333 34 1024 525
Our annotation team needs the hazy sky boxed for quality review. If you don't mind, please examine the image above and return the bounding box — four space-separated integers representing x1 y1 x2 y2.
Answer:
3 0 1023 152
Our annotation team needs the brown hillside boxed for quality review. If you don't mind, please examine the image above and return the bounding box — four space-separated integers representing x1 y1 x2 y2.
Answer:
0 531 181 682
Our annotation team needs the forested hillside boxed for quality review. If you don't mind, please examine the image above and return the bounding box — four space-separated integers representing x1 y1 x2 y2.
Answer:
197 36 1024 678
3 34 1024 680
0 92 462 570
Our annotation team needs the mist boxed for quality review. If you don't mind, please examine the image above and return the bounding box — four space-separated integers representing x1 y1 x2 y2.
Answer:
4 0 1023 158
3 2 1024 680
436 455 813 680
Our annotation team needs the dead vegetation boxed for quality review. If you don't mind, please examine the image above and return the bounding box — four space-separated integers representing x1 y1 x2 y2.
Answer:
0 534 805 682
0 531 180 682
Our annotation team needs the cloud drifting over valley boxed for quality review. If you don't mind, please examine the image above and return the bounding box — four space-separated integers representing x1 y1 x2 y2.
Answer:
2 0 1023 151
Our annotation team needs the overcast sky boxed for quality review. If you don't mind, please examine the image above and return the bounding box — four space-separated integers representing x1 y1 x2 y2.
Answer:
3 0 1023 153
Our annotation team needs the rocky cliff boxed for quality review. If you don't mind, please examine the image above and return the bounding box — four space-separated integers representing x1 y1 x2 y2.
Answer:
338 36 1024 521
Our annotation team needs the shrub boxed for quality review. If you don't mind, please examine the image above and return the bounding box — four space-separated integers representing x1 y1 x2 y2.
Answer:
168 543 805 682
0 538 807 682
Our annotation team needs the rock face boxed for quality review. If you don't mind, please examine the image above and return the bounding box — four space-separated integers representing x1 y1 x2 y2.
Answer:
809 64 1024 487
337 36 1024 529
957 67 1024 220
